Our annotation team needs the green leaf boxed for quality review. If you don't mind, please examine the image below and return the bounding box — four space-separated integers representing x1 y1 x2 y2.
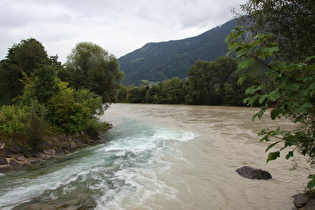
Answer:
267 90 281 101
245 85 264 95
259 95 268 104
226 49 234 56
260 135 270 142
285 151 294 160
256 46 279 59
237 74 248 84
238 58 255 70
267 151 280 163
285 83 300 90
265 142 279 152
270 108 280 120
296 102 313 114
307 175 315 189
253 107 266 120
305 56 315 62
244 95 259 106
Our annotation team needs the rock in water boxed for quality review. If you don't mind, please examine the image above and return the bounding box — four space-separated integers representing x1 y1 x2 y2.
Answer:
0 157 8 165
293 194 310 208
236 166 272 180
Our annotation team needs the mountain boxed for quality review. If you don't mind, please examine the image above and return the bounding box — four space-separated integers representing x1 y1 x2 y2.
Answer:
118 18 240 85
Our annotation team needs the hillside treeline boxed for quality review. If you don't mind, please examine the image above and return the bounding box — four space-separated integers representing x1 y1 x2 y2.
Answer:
117 56 258 106
118 19 239 85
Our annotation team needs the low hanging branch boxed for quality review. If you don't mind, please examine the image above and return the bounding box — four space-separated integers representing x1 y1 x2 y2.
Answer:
226 26 315 189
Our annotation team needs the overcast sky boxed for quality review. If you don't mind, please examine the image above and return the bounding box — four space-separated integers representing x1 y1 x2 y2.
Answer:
0 0 246 62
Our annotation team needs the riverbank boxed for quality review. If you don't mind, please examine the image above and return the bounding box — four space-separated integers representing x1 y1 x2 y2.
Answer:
0 126 111 173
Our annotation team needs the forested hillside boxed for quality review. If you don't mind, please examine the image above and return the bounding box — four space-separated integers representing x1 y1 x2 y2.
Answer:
118 18 240 85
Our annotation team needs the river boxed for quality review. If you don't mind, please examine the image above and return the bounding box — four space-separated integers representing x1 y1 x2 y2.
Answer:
0 103 313 209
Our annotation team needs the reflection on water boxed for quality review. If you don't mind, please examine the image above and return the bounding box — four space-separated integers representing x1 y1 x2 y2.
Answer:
0 103 313 209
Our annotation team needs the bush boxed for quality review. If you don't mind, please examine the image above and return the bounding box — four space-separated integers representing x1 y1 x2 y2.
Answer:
0 105 29 137
75 89 104 116
27 100 49 149
0 102 49 150
47 81 91 133
84 119 109 139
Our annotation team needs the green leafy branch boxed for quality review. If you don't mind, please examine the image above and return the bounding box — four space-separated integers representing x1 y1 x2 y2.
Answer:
226 26 315 190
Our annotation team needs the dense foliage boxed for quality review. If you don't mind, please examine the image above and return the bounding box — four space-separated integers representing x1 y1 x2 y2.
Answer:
117 56 256 106
239 0 315 62
228 0 315 190
0 38 51 105
118 19 240 85
63 42 124 106
0 39 123 151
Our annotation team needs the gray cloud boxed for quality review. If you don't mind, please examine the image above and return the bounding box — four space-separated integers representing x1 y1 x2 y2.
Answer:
0 0 246 62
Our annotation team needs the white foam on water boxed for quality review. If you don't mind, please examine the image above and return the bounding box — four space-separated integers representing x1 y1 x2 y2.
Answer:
0 119 198 209
0 165 91 208
94 121 197 209
153 127 199 142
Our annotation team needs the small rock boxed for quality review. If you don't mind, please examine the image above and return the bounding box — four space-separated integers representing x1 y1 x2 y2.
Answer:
59 142 69 150
0 165 11 172
37 142 52 150
236 166 272 180
10 145 26 153
43 149 55 156
31 152 40 158
10 160 20 167
16 155 26 161
75 138 86 147
55 150 65 156
29 159 41 165
2 149 13 157
0 157 8 165
69 142 78 151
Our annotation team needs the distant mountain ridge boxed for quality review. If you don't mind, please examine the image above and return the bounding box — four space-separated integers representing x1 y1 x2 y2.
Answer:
118 18 240 85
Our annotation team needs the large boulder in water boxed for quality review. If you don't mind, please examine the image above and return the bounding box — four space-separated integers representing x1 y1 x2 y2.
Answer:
236 166 272 180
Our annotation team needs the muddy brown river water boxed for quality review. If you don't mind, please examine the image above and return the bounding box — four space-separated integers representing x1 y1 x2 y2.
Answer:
0 103 313 209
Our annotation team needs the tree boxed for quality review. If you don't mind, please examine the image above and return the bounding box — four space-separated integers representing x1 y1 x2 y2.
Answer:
210 56 238 103
29 64 61 105
146 84 161 104
223 72 258 106
226 26 315 189
0 38 51 105
159 78 185 104
125 85 148 103
186 60 215 105
239 0 315 62
186 57 238 105
65 42 124 106
18 61 105 134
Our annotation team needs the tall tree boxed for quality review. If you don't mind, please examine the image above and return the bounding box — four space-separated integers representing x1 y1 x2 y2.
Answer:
239 0 315 61
65 42 124 106
160 77 185 104
145 84 161 104
186 57 238 105
0 38 50 105
211 56 238 103
186 60 214 105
